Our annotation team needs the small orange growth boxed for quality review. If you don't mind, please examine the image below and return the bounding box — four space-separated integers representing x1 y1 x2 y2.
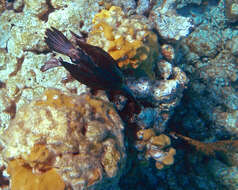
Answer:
107 36 146 68
136 129 155 141
92 9 110 22
155 148 176 170
150 134 171 147
161 148 176 165
7 159 65 190
155 161 164 170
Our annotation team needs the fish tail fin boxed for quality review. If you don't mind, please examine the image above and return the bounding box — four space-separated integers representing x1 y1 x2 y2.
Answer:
45 27 74 55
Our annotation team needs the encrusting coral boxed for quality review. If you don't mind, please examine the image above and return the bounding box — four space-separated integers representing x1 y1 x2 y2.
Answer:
0 89 126 190
135 129 176 170
87 6 159 79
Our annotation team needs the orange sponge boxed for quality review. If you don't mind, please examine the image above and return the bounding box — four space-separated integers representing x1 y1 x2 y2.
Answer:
7 159 65 190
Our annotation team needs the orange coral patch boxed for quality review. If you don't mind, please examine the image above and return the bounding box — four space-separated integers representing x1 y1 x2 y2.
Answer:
7 159 65 190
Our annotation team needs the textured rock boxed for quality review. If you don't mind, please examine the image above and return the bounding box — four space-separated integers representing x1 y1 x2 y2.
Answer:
0 89 126 190
161 44 175 62
7 14 46 57
149 0 194 41
184 24 221 58
208 159 238 190
23 0 48 18
109 0 137 15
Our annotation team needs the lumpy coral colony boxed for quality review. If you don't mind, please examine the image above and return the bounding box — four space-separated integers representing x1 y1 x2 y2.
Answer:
0 5 190 190
0 89 126 190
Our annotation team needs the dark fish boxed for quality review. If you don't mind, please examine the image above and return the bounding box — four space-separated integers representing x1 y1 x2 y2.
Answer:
43 27 140 111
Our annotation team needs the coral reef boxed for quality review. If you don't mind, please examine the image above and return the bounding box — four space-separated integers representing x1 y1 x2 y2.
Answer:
87 6 159 78
1 0 238 189
0 89 126 190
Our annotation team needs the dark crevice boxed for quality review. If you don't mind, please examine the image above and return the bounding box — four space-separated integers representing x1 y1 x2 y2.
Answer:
3 100 16 119
24 48 51 55
13 1 24 13
5 40 8 53
0 166 9 189
9 55 24 77
38 0 55 22
1 0 24 13
0 81 6 88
